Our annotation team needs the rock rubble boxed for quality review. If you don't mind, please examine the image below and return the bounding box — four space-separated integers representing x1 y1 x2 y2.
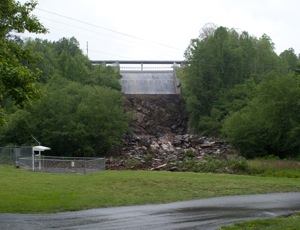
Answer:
107 134 237 171
107 95 237 171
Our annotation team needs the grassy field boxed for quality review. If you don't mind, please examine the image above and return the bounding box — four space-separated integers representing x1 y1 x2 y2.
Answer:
219 212 300 230
0 165 299 214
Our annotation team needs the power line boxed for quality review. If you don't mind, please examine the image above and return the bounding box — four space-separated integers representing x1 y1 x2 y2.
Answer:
37 17 183 55
36 8 184 52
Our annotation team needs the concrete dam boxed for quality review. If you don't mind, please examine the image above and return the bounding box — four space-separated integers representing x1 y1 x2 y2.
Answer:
120 71 180 95
91 60 183 95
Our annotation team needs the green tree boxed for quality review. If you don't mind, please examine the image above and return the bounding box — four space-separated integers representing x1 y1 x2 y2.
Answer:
2 76 129 156
222 72 300 159
23 37 122 90
0 0 47 125
23 37 93 84
23 38 57 82
183 25 281 135
89 65 121 90
279 48 298 73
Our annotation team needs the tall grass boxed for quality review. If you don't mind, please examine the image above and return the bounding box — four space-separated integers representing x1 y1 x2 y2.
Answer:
248 159 300 178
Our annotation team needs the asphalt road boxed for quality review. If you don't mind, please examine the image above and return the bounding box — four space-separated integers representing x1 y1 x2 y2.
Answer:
1 193 299 230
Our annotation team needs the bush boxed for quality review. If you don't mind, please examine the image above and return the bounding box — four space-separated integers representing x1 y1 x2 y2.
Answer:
2 79 129 157
222 73 300 159
176 156 250 174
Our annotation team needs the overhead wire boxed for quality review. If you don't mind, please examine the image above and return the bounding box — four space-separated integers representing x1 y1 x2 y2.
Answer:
35 7 185 58
37 16 183 57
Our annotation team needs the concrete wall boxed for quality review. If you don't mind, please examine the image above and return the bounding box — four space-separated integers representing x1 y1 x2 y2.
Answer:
120 71 180 95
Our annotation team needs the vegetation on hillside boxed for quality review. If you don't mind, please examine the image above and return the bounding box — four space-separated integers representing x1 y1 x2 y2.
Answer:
0 0 47 125
0 1 129 156
0 36 129 156
1 1 300 160
181 23 300 159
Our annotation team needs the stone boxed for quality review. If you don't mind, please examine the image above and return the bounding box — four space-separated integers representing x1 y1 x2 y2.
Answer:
107 96 237 171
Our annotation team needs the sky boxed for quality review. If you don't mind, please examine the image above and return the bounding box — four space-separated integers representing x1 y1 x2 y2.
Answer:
19 0 300 61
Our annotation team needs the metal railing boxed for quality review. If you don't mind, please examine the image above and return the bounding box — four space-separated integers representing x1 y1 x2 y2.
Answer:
120 66 175 72
92 60 184 72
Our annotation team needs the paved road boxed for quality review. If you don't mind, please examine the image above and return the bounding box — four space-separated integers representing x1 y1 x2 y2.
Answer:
1 193 299 230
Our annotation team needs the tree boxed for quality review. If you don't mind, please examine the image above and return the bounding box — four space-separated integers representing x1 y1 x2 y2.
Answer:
2 77 129 156
279 48 298 73
182 25 282 135
222 72 300 159
23 38 58 82
183 26 253 133
0 0 47 125
89 65 121 91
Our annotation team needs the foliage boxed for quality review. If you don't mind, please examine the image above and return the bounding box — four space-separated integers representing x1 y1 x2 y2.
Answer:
279 48 298 73
248 159 300 178
222 72 300 158
89 65 121 90
24 37 92 83
144 153 153 164
181 24 300 159
176 156 249 174
2 77 128 156
0 36 128 156
0 0 47 125
182 25 289 135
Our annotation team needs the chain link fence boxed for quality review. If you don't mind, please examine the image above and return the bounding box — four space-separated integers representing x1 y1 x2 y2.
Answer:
0 146 105 174
0 146 32 166
18 156 105 174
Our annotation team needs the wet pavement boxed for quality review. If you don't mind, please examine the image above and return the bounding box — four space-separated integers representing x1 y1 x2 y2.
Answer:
1 193 299 230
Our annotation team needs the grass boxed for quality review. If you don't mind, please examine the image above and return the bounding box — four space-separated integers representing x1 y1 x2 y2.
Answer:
0 165 300 214
248 159 300 178
219 212 300 230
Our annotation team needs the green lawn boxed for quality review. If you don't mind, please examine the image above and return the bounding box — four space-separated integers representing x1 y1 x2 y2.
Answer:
219 212 300 230
1 165 300 214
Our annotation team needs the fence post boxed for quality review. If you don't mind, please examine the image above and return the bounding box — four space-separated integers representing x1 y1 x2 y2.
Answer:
32 147 35 171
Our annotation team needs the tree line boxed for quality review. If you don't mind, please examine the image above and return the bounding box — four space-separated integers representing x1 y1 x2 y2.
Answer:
181 23 300 159
0 0 128 156
1 36 129 156
1 1 299 159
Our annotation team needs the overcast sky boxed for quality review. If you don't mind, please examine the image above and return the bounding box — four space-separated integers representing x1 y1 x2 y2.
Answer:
19 0 300 61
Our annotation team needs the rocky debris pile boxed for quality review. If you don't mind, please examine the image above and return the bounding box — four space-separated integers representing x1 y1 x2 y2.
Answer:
124 95 188 137
106 134 238 171
107 95 238 171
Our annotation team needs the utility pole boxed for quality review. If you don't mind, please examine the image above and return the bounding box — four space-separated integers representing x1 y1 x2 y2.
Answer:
86 41 89 58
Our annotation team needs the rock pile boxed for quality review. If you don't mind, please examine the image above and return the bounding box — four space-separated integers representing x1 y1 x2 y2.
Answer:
107 95 237 171
106 134 237 171
124 95 188 136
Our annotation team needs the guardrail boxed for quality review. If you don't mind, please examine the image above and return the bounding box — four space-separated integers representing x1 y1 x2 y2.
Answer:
120 66 175 72
91 60 185 65
91 60 185 72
